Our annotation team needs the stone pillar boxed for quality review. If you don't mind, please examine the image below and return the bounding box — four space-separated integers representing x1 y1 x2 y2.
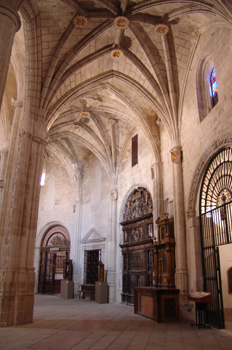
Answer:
0 109 46 326
187 215 203 292
0 2 22 108
71 170 83 297
171 147 189 311
107 189 118 302
0 148 8 206
151 162 163 238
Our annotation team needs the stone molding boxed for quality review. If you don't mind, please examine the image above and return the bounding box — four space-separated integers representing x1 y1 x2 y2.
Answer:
21 132 47 146
32 136 47 147
11 98 23 108
0 5 21 31
81 228 106 244
42 225 70 247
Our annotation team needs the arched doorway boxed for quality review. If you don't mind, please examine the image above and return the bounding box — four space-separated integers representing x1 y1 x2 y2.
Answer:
200 147 232 328
38 226 70 294
120 187 154 304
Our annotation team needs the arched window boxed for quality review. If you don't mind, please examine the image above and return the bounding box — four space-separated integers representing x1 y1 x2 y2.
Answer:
196 57 218 122
210 68 218 107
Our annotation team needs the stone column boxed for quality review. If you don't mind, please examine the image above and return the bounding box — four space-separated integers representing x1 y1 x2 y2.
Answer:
151 162 163 238
107 189 118 302
0 108 46 326
0 148 8 206
171 147 189 307
71 168 83 297
0 1 22 108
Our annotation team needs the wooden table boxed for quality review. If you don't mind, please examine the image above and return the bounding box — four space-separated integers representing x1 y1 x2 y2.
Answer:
134 287 179 322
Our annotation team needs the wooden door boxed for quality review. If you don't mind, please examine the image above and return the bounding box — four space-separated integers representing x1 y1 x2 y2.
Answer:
38 251 56 294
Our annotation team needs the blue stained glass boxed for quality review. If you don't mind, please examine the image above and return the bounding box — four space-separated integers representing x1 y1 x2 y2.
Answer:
210 68 218 98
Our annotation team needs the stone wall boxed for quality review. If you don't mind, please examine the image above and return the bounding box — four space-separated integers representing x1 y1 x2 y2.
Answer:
181 25 232 293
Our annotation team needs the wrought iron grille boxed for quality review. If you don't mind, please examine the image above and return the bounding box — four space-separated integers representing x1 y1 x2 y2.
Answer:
200 148 232 215
200 147 232 328
84 250 100 284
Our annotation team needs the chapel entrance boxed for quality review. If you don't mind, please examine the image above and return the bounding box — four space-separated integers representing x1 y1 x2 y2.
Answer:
38 226 70 294
200 147 232 329
120 187 154 304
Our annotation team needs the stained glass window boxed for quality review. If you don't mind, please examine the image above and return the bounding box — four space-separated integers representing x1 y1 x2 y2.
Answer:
210 68 218 106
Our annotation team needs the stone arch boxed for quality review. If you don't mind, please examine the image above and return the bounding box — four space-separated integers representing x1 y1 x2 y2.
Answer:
36 224 71 295
40 225 71 248
36 221 69 248
119 184 153 221
187 136 232 219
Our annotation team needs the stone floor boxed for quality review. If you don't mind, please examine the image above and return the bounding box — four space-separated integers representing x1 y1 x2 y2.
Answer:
0 294 232 350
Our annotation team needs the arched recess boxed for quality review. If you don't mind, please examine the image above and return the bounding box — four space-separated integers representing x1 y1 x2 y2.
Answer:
119 186 154 304
38 225 71 294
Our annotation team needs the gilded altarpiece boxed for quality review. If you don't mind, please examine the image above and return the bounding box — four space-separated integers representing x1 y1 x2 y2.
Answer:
153 214 175 288
120 188 154 304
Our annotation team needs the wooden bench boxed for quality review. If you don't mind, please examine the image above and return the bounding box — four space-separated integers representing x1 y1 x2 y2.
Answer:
79 284 95 300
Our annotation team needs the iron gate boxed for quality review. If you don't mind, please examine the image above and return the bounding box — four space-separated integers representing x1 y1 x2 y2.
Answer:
200 147 232 329
200 201 232 328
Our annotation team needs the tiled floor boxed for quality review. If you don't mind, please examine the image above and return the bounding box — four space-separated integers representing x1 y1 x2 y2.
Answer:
0 294 232 350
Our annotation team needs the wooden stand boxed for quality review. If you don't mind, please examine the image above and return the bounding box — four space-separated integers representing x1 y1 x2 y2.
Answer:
60 280 74 299
188 292 212 329
95 282 108 303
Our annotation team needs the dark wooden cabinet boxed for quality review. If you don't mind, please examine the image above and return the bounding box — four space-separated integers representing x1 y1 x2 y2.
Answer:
134 287 179 322
120 188 154 304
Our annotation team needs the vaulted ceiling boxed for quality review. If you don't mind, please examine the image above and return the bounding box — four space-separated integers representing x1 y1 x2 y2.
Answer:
16 0 232 181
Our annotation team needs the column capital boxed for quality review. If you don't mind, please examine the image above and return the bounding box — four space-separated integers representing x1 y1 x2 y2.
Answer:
0 5 21 31
110 189 118 201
